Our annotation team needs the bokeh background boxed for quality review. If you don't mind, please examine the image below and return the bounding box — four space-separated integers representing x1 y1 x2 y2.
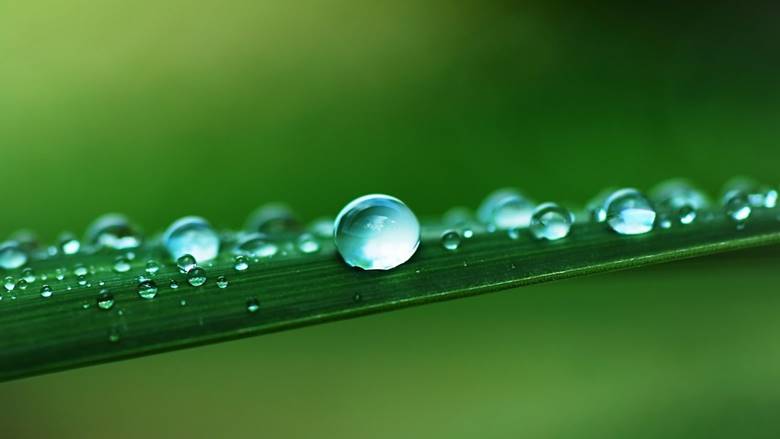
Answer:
1 1 779 437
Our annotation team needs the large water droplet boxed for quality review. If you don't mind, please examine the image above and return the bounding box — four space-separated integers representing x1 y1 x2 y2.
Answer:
234 233 278 258
163 216 220 262
0 241 27 270
333 194 420 270
85 213 142 250
137 280 158 299
529 203 573 240
477 188 535 230
187 267 207 287
440 230 461 251
605 189 656 235
97 289 114 310
246 203 301 235
177 254 197 273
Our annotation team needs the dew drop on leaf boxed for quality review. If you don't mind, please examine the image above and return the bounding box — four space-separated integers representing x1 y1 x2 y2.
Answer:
605 189 656 235
137 280 158 299
97 289 114 310
0 241 27 270
187 267 207 287
163 216 220 262
440 230 461 251
529 203 573 241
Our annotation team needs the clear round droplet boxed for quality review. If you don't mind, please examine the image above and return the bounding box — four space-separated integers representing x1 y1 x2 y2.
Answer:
187 267 207 287
659 217 672 229
137 280 158 299
21 267 36 283
234 255 249 271
650 179 710 211
85 213 142 250
296 233 320 254
0 241 28 270
678 205 697 225
478 188 535 230
246 203 301 235
77 274 88 286
462 228 474 239
606 189 657 235
16 279 28 290
246 297 260 313
529 203 573 240
97 290 114 310
440 230 461 251
4 276 15 292
216 276 228 289
145 260 160 275
40 284 52 298
234 233 278 258
59 233 81 255
163 216 220 262
724 190 752 223
74 264 88 276
177 254 197 274
333 194 420 270
113 256 131 273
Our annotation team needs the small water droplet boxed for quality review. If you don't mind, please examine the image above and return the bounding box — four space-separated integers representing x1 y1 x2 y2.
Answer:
108 328 121 343
763 188 778 208
180 299 187 306
586 188 617 223
478 188 535 230
113 256 131 273
163 216 220 262
16 279 28 290
81 302 91 310
4 276 15 292
169 279 179 289
77 274 87 286
235 233 278 258
309 217 335 238
216 276 228 289
59 233 81 255
0 241 28 270
145 260 160 275
678 205 697 225
74 265 88 276
246 203 301 234
21 267 36 283
440 230 462 251
296 233 320 254
334 194 420 270
97 289 114 310
650 179 710 211
55 268 66 281
605 189 656 235
507 228 521 240
234 255 249 271
137 280 158 299
246 297 260 313
724 190 752 223
40 285 52 298
462 228 474 239
86 213 143 250
529 203 573 240
177 254 197 274
187 267 207 287
659 217 672 229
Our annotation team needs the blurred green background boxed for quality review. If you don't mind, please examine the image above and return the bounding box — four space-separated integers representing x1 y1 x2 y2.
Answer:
1 1 779 437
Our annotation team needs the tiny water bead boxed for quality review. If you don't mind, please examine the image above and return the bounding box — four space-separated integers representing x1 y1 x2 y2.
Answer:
0 241 27 269
440 230 461 251
113 256 131 273
163 216 220 262
97 290 114 310
246 203 301 235
246 298 260 313
137 280 158 299
478 188 535 230
40 285 52 298
529 203 573 241
605 189 656 235
86 213 142 250
233 255 249 271
333 194 420 270
586 189 617 223
177 254 197 274
4 276 15 292
169 279 180 289
723 190 752 223
296 233 320 254
187 267 207 287
217 276 228 289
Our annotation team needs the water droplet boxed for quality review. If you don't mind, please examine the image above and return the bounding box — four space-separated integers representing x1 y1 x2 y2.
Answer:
180 299 187 306
678 205 697 225
137 280 158 299
585 188 617 223
529 203 573 240
246 297 260 313
59 233 81 255
0 241 27 269
462 228 474 239
81 302 91 310
606 189 656 235
4 276 15 292
74 265 88 276
440 230 461 251
650 179 710 210
724 190 752 223
86 213 143 250
659 217 672 229
507 227 521 240
97 289 114 310
77 274 88 286
16 279 28 290
216 276 228 289
187 267 207 287
163 216 220 262
177 254 197 274
246 203 301 234
478 188 535 230
234 233 278 258
309 217 335 238
169 279 179 289
108 328 121 343
40 285 52 298
113 256 131 273
334 194 420 270
296 233 320 254
233 255 249 271
764 188 778 208
145 260 160 275
55 268 66 281
21 267 36 283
